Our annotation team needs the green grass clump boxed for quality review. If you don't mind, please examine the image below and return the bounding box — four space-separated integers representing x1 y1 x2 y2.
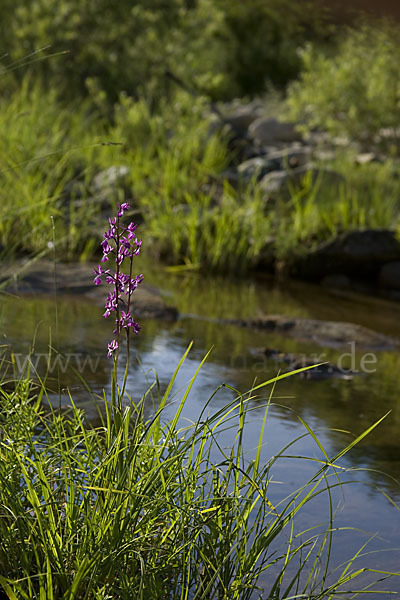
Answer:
0 348 397 599
267 156 400 264
0 81 107 259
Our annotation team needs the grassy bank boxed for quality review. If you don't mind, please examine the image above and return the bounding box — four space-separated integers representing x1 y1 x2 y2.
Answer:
2 80 400 274
0 348 397 598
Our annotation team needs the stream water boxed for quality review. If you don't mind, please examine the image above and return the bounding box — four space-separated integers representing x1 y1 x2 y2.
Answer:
1 259 400 596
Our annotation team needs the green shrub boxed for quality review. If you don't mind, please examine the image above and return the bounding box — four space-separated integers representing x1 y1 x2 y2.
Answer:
1 0 324 104
287 22 400 151
3 0 233 103
215 0 323 96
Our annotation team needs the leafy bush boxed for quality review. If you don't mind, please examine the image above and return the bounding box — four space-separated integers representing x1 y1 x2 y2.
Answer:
216 0 322 96
287 22 400 150
1 0 324 104
3 0 232 103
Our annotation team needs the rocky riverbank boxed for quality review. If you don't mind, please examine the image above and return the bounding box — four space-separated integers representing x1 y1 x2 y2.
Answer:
211 101 400 296
71 98 400 299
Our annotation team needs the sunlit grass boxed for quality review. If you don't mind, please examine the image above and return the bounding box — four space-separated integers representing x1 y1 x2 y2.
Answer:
0 348 398 599
269 154 400 263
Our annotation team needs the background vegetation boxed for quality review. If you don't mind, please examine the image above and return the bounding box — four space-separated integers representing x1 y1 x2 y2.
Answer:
1 1 400 272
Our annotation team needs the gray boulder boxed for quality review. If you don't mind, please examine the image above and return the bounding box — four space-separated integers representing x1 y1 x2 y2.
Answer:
224 103 262 136
249 117 301 145
294 230 400 281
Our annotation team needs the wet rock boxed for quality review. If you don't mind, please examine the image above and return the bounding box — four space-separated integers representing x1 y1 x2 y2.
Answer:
379 261 400 290
1 260 178 322
248 117 301 146
225 315 397 350
251 348 357 380
294 230 400 281
260 165 344 198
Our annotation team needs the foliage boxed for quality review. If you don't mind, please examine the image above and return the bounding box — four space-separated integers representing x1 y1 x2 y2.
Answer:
0 350 396 598
107 92 272 271
1 0 325 104
287 22 400 150
1 0 230 102
215 0 322 96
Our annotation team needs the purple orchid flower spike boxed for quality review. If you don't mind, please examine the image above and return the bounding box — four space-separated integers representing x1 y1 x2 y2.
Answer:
93 201 143 358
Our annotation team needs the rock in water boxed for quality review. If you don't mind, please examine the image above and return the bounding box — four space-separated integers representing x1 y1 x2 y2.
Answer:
293 229 400 281
224 314 398 350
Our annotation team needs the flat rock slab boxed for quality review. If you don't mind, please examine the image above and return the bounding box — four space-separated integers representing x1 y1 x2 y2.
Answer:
224 315 398 350
0 260 178 321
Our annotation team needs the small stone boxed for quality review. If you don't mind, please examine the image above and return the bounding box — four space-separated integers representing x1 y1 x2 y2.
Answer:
224 104 262 135
266 147 311 169
92 165 130 193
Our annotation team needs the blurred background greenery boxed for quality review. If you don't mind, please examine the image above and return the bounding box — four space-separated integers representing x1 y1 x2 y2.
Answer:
1 0 400 275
